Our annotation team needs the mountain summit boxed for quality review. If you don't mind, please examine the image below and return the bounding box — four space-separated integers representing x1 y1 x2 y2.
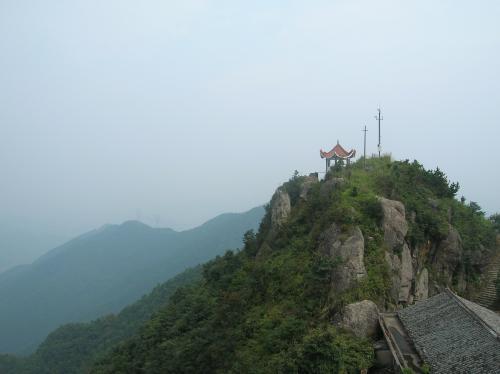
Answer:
87 157 497 373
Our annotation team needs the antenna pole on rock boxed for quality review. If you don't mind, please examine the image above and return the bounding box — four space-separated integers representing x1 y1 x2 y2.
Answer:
375 107 383 157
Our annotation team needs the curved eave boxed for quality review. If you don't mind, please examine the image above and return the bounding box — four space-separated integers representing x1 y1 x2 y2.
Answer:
320 148 356 159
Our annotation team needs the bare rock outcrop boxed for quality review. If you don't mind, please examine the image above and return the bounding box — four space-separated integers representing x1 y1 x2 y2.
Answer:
432 224 463 284
414 268 429 301
270 189 291 230
379 197 415 303
385 251 402 302
318 224 366 292
379 197 408 251
384 246 413 303
399 243 414 302
338 300 379 338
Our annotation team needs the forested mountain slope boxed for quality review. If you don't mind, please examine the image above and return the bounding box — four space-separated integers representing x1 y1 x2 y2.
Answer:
0 267 202 374
0 207 264 355
90 157 498 373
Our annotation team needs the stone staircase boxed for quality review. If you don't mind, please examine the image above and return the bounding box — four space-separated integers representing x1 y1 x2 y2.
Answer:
475 252 500 309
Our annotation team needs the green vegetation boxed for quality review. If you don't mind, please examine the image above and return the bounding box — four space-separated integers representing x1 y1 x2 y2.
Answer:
421 363 431 374
0 207 264 355
401 368 415 374
490 213 500 233
3 157 497 374
0 355 22 374
0 267 202 374
350 157 495 283
92 249 373 373
89 157 496 373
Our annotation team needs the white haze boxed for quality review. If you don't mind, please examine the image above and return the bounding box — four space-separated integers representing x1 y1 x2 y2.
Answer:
1 0 499 271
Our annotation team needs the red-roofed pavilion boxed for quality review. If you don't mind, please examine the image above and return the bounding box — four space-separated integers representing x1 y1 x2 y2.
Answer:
320 141 356 172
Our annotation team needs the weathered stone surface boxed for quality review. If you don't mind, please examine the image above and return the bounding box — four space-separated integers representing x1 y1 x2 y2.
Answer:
318 224 367 292
270 189 291 230
384 243 414 303
299 173 319 200
379 197 416 303
432 224 462 284
414 268 429 301
339 300 379 338
385 251 402 302
399 243 414 302
379 197 408 251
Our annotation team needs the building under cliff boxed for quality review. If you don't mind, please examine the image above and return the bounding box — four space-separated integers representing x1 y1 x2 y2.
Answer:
378 289 500 374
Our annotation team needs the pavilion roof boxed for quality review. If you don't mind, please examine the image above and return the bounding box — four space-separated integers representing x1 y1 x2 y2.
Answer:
320 142 356 159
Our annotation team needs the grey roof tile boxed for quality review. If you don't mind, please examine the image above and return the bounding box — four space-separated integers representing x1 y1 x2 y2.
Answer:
397 291 500 374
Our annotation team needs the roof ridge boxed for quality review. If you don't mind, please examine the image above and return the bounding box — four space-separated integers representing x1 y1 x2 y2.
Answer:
445 288 499 340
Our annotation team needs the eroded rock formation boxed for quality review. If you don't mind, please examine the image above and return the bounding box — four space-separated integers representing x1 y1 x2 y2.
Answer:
379 197 415 303
379 197 408 252
338 300 379 338
270 189 291 230
432 224 463 285
319 224 367 292
414 268 429 301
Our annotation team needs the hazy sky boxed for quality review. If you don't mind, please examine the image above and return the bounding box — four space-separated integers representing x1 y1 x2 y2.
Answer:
1 1 499 268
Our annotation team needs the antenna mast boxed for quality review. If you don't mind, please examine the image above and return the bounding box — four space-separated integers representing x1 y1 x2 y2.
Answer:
362 125 368 169
375 108 383 157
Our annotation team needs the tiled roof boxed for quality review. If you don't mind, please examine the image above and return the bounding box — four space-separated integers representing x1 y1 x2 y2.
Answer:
320 143 356 159
456 294 500 335
397 291 500 374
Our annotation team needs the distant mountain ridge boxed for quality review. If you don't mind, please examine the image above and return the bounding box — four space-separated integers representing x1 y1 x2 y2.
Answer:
0 266 203 374
0 227 68 274
0 206 265 354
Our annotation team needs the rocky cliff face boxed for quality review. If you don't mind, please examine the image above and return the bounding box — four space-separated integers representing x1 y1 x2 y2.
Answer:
270 189 291 231
319 224 367 292
431 224 464 288
306 190 489 312
379 197 408 252
414 268 429 301
379 197 415 304
378 197 485 304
